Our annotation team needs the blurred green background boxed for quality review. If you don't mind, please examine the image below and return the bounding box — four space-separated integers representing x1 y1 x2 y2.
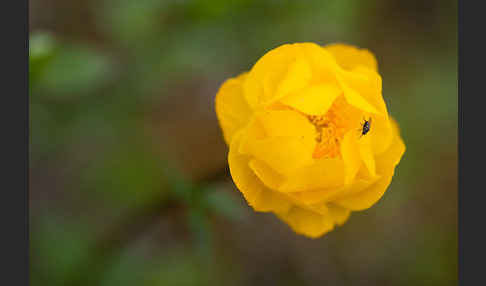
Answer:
29 0 457 285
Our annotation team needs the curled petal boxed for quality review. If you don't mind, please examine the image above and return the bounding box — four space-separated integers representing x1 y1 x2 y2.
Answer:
239 110 316 175
280 83 342 116
300 42 341 74
326 203 351 226
272 57 312 103
276 203 351 239
359 134 376 177
279 158 345 193
325 44 385 117
336 72 382 115
257 110 316 138
243 44 305 108
333 118 405 210
369 113 394 155
242 136 315 175
228 131 292 213
289 175 381 205
324 43 378 71
276 206 335 238
249 159 285 190
340 131 362 185
215 73 252 144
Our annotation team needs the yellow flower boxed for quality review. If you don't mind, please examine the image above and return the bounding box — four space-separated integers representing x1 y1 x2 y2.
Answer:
215 42 405 238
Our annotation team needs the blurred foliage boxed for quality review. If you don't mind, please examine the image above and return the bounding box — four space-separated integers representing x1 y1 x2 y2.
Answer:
30 0 457 285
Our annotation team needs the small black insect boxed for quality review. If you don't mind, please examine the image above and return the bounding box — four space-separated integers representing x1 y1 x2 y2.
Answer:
360 117 372 137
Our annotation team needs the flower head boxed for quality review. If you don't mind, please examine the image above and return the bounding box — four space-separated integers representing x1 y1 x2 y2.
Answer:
215 43 405 238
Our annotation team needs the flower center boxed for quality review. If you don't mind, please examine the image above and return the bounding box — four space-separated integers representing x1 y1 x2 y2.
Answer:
308 97 352 159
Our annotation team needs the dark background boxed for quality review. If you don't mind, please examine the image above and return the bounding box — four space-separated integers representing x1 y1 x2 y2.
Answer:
29 0 457 285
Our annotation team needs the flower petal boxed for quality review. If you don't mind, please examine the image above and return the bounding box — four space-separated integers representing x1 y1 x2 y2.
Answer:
333 171 394 211
375 118 406 173
279 158 345 192
340 131 362 185
228 131 292 213
348 66 385 109
275 203 350 238
257 110 316 138
215 73 253 144
333 119 405 210
289 175 380 205
336 65 388 120
326 203 351 225
280 83 342 115
324 43 378 71
249 159 284 190
243 43 304 108
238 110 317 175
359 134 376 177
276 206 335 238
300 42 341 74
336 72 381 115
242 75 262 109
272 57 312 103
369 114 393 155
288 187 346 205
242 137 315 175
